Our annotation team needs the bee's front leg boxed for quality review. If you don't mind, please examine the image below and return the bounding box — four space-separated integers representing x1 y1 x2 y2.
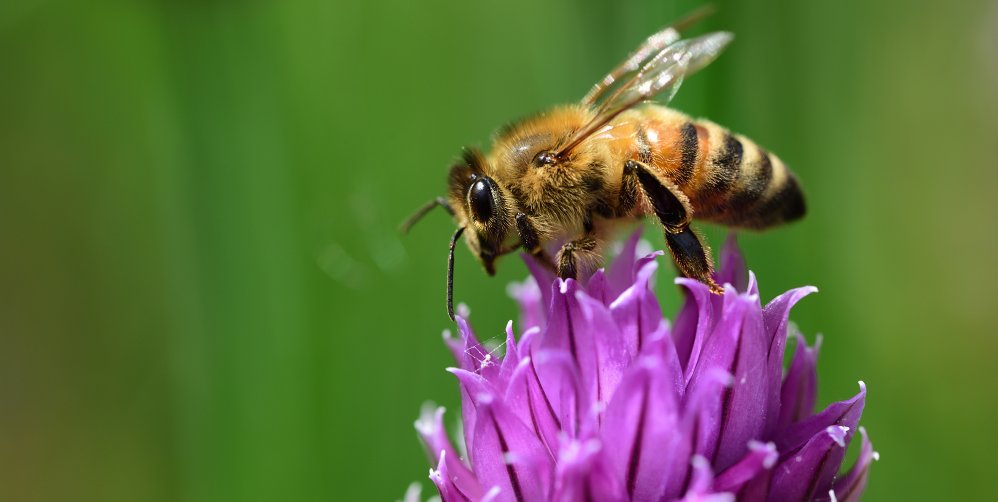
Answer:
625 160 722 294
515 212 556 272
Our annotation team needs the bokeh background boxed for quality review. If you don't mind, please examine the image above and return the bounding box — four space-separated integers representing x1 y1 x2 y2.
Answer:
2 0 997 500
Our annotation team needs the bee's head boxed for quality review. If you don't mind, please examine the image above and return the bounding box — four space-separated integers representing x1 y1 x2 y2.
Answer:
447 149 516 276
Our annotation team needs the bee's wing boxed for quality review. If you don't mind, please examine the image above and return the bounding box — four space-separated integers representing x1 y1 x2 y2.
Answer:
560 32 733 157
582 5 715 106
581 27 682 106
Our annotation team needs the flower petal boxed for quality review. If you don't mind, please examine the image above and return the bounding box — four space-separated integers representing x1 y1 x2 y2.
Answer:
585 269 610 305
610 251 668 360
523 253 556 324
498 321 520 389
635 333 691 501
448 368 496 465
673 277 716 380
504 354 573 457
686 287 770 470
551 438 627 502
479 486 503 502
602 353 683 501
680 455 734 502
508 275 545 331
469 391 552 501
777 333 821 431
674 367 729 498
762 285 818 436
713 233 748 292
541 279 620 412
402 482 422 502
831 427 877 502
770 425 850 501
606 226 644 299
428 449 483 502
776 381 866 454
447 316 506 458
415 404 478 494
576 291 630 406
712 440 777 494
643 330 686 404
451 315 502 384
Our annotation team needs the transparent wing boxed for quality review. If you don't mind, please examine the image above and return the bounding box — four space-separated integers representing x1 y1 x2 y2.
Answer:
582 5 715 106
560 32 733 157
581 27 682 106
600 32 732 114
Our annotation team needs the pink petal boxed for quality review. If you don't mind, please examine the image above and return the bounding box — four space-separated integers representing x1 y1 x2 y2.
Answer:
541 279 620 412
428 449 484 502
831 427 877 502
504 353 579 457
762 285 818 437
610 251 667 360
469 392 552 501
713 233 748 292
602 354 684 501
769 425 850 501
777 333 821 431
576 291 630 407
507 275 545 332
776 381 866 454
551 438 627 502
686 288 769 471
606 226 644 299
680 455 734 502
673 277 717 380
522 253 556 326
415 405 475 486
713 440 777 493
498 321 520 391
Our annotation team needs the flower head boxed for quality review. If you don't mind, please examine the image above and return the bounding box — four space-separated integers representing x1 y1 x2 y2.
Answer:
413 229 876 501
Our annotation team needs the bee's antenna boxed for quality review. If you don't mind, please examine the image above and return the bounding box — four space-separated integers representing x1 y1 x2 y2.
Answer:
447 226 466 321
400 197 454 234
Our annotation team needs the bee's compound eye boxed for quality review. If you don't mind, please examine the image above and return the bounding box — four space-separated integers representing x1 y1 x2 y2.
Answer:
468 178 495 223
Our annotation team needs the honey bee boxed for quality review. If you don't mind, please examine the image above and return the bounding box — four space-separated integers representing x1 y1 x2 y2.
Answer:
404 11 805 319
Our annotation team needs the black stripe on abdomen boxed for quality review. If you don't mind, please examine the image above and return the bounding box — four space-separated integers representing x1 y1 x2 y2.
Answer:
739 172 806 229
724 147 773 219
675 122 699 186
694 132 743 217
711 133 743 194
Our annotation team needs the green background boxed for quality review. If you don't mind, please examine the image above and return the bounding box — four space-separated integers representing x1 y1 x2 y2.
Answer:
2 0 996 500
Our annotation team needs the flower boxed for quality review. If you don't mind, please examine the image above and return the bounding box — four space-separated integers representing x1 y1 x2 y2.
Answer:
412 229 876 502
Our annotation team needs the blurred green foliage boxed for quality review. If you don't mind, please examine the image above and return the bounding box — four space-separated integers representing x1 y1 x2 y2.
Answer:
2 0 997 500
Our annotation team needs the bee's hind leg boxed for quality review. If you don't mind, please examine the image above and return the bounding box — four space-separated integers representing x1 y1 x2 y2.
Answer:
664 226 722 294
626 160 722 294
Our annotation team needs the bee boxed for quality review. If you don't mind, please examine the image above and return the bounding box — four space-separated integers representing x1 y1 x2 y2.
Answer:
404 10 805 320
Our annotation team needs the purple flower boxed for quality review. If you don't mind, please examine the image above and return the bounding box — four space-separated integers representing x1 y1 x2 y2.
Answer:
411 229 876 502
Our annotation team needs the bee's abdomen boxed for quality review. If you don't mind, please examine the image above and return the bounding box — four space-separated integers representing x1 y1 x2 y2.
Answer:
652 115 805 230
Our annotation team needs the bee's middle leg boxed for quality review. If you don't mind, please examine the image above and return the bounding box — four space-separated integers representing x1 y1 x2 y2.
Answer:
556 234 598 280
625 160 722 294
